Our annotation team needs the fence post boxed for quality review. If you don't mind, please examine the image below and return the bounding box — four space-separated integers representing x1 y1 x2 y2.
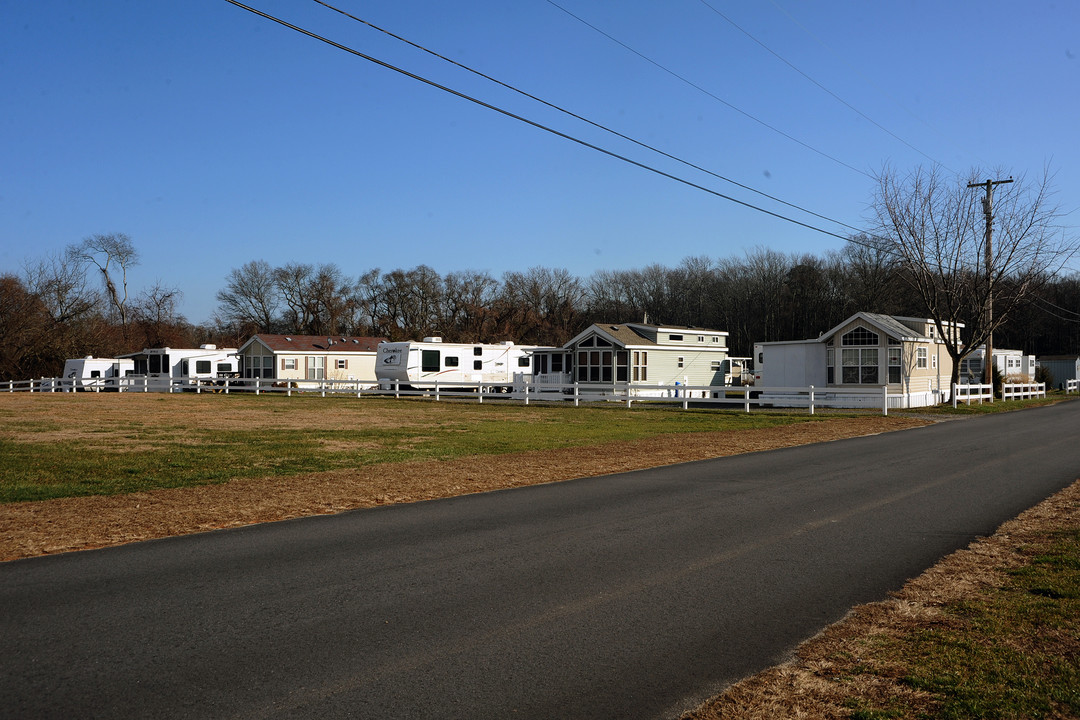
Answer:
744 387 751 413
523 382 530 406
435 381 440 402
808 385 815 415
882 385 888 416
574 381 580 407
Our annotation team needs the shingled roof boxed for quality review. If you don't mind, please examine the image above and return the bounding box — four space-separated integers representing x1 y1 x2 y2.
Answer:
247 334 386 353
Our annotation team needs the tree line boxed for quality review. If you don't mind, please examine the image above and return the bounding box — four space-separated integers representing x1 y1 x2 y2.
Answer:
4 235 1080 382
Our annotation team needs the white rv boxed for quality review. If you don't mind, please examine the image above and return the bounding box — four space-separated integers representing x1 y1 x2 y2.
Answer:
61 356 135 391
122 345 240 390
376 338 542 390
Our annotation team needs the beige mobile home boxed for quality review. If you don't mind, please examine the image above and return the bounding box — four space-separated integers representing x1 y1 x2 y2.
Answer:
756 312 962 408
239 334 387 387
532 322 730 395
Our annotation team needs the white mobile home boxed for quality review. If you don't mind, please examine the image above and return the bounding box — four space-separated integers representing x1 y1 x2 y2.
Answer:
239 334 386 387
376 338 545 390
61 356 134 391
122 345 239 390
959 346 1036 383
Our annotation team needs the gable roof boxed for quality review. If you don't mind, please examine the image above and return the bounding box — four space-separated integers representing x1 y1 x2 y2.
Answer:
242 334 386 354
819 312 926 344
562 322 728 350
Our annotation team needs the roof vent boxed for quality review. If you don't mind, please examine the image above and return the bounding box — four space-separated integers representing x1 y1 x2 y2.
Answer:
285 337 292 342
352 339 358 344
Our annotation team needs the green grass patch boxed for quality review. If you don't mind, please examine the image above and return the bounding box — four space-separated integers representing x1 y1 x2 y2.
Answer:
857 528 1080 719
0 394 828 502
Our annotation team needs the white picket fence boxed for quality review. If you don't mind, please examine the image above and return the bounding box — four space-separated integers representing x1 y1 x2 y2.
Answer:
1002 381 1046 401
1066 379 1079 394
1 376 1051 415
950 381 1046 406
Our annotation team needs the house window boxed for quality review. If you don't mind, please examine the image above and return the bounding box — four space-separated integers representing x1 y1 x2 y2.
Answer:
616 351 629 381
932 354 937 369
842 326 879 346
888 347 901 384
551 354 564 372
677 356 684 369
697 336 704 342
422 350 440 373
283 358 297 371
336 359 348 370
307 357 325 380
577 349 612 382
632 351 648 382
827 347 835 384
842 348 878 384
916 347 928 369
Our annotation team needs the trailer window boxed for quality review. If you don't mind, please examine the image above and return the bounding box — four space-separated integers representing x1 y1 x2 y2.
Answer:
474 360 483 370
473 347 483 356
196 360 211 374
149 355 163 374
518 357 530 368
422 350 440 373
216 363 232 373
445 356 459 368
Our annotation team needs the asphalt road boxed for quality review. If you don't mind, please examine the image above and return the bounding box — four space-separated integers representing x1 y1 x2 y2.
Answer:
4 402 1080 719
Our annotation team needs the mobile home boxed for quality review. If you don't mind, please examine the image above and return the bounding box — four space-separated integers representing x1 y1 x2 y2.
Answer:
239 334 386 387
376 338 544 390
61 356 134 391
122 345 239 390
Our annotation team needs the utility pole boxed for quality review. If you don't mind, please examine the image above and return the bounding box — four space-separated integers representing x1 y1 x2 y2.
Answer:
968 177 1013 387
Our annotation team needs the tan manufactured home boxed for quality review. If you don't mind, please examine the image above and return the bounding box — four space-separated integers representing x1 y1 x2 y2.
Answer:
532 322 732 395
238 334 387 387
756 312 963 408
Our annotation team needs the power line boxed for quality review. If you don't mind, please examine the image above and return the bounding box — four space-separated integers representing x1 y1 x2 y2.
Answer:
765 0 987 171
697 0 957 175
223 0 854 242
307 0 863 235
543 0 873 180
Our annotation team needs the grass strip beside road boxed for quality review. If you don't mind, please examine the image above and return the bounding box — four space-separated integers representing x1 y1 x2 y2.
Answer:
0 393 825 502
685 479 1080 720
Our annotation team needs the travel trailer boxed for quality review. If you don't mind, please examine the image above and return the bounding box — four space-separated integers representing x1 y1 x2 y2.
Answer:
121 345 239 390
61 356 135 391
376 338 545 390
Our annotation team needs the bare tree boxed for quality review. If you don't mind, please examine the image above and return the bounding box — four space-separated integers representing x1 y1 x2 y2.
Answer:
216 260 280 334
132 282 187 348
872 165 1076 392
23 252 100 324
67 233 139 334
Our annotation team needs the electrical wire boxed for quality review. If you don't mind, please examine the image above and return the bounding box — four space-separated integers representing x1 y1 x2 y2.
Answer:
697 0 959 175
223 0 853 242
543 0 873 180
308 0 863 235
765 0 987 172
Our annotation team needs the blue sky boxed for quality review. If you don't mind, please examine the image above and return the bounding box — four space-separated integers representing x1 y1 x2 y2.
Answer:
3 0 1078 323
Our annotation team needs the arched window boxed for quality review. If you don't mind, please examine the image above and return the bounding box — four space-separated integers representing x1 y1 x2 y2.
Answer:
840 326 879 383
